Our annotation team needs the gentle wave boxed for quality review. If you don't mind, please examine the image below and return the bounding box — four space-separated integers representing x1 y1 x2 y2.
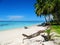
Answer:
0 21 43 31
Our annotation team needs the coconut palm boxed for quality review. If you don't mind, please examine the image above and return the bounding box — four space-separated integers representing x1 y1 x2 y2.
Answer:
34 0 55 23
34 0 47 22
34 0 60 41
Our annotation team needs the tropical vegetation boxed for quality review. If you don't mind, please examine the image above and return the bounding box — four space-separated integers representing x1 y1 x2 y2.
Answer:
34 0 60 41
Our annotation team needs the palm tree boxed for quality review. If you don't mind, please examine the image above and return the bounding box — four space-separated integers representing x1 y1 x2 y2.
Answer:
34 0 47 23
35 0 60 40
34 0 55 23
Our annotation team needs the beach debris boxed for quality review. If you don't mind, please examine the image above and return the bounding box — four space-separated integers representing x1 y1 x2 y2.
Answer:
37 24 42 26
24 26 28 29
41 35 49 41
22 30 45 39
22 30 45 43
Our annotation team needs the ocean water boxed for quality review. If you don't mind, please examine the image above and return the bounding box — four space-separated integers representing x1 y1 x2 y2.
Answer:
0 21 43 31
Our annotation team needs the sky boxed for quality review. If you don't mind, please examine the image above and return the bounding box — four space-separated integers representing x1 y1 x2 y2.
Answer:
0 0 45 21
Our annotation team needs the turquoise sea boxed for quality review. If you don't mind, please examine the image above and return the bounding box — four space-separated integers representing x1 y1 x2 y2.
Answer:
0 21 43 31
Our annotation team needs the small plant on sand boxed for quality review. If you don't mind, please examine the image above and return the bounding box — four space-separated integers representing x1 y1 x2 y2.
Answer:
45 29 51 41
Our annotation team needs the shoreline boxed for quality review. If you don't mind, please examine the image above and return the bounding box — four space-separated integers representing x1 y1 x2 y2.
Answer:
0 23 42 32
0 25 48 45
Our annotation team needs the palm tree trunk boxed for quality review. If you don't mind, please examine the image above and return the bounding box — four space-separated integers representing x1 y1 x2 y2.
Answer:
44 15 47 23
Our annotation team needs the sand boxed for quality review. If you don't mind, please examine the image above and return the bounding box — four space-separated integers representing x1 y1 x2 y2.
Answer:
0 25 59 45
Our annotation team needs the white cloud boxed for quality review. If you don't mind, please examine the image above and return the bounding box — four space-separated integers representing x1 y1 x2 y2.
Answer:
0 15 24 21
7 15 24 20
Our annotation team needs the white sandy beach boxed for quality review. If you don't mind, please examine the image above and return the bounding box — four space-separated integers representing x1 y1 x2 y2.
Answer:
0 25 48 45
0 25 60 45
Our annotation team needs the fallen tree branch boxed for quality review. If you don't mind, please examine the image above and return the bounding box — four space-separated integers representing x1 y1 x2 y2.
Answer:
22 30 45 39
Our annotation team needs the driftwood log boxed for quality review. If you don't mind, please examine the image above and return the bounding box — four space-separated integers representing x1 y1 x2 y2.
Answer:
22 30 46 43
22 26 49 40
22 26 50 43
22 30 45 40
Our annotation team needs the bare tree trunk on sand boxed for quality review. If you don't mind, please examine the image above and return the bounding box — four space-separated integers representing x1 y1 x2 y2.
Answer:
22 30 45 39
22 26 49 40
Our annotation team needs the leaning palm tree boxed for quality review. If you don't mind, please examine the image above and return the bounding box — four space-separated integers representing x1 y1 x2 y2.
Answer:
35 0 60 24
34 0 56 41
34 0 55 23
34 0 47 22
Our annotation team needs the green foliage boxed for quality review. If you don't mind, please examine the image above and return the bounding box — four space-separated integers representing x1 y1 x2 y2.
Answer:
45 29 51 40
34 0 60 34
34 0 60 23
52 25 60 34
45 26 60 41
45 25 60 34
34 0 55 16
34 0 60 41
45 29 51 35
